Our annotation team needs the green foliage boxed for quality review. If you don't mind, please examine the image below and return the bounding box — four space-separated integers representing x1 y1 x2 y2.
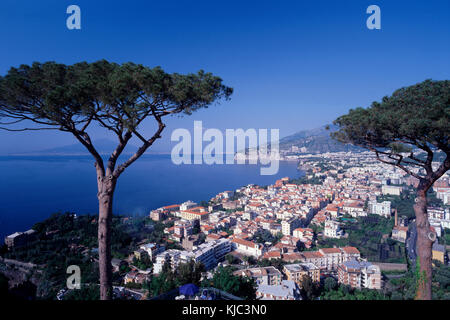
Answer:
256 258 287 271
146 259 205 297
316 215 405 263
289 173 325 185
300 275 321 300
432 261 450 300
324 277 337 291
321 283 388 300
252 229 276 244
0 60 233 131
175 260 205 287
133 255 153 271
2 213 175 298
225 253 239 265
333 80 449 156
378 192 415 219
203 266 256 300
63 285 100 300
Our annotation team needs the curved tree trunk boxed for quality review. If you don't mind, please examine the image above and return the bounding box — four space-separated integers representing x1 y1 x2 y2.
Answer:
414 187 433 300
97 176 117 300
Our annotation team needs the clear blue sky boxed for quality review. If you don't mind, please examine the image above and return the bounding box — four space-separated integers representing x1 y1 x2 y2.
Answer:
0 0 449 154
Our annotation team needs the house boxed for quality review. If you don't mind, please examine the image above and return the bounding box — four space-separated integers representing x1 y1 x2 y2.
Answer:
153 239 232 274
342 201 366 217
341 247 361 261
262 250 282 260
301 251 325 269
124 270 148 284
392 226 408 243
432 243 447 264
292 228 314 242
231 237 264 258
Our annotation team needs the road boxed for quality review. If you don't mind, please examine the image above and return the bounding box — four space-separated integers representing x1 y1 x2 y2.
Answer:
406 220 417 266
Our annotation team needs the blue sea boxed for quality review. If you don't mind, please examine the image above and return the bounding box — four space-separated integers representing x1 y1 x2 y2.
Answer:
0 155 301 240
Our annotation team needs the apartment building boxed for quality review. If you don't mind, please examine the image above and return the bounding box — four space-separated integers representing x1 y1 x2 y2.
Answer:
153 249 182 274
368 200 391 218
428 207 450 229
381 185 402 196
139 243 165 260
4 229 36 249
319 248 344 271
324 219 345 239
153 239 232 274
337 260 381 290
283 263 320 284
281 217 302 236
181 207 210 221
234 266 282 286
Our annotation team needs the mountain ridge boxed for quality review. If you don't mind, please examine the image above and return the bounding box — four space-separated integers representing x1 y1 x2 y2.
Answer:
279 124 363 154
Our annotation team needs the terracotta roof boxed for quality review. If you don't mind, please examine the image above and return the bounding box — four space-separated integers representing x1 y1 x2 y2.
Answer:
341 246 360 255
320 248 342 254
263 251 282 259
302 251 323 259
163 204 180 209
232 237 259 249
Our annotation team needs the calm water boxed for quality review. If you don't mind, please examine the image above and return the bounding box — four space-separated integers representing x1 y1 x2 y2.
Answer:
0 155 301 239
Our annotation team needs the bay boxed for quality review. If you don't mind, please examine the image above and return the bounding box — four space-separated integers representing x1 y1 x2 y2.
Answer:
0 155 301 240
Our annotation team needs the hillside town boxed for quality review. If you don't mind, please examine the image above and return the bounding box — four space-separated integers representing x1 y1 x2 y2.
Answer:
123 151 450 299
3 151 450 300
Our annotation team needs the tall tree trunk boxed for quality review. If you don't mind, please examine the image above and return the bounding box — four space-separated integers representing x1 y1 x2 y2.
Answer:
414 187 433 300
97 175 116 300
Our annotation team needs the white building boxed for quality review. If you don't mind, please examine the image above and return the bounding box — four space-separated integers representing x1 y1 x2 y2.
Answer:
368 200 391 218
281 218 302 236
428 207 450 230
153 239 231 274
324 219 344 239
180 200 197 211
231 237 264 258
139 243 165 260
381 185 402 196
